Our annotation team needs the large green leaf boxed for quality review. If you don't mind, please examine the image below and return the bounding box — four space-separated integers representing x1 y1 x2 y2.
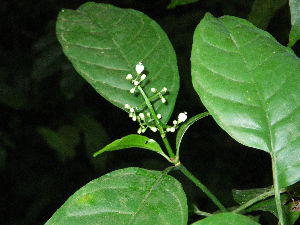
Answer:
56 2 179 124
192 212 260 225
45 167 188 225
289 0 300 47
191 13 300 188
248 0 287 29
93 134 170 161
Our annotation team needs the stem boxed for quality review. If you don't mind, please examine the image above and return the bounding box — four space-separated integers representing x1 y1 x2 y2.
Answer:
232 190 275 213
137 86 175 159
271 154 286 225
178 164 227 212
193 205 213 217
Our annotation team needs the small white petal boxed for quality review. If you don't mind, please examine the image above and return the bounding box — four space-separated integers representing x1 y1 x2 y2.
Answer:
157 114 162 119
126 74 133 80
137 128 142 134
139 113 145 120
124 104 130 109
162 87 167 93
161 98 166 103
151 88 157 93
150 127 157 132
170 127 175 132
140 74 146 81
130 108 135 112
130 88 135 93
166 128 171 132
133 80 139 86
178 112 187 123
173 120 177 125
132 116 137 121
135 62 144 74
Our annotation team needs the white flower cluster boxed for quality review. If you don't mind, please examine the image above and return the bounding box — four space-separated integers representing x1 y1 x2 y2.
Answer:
124 62 187 135
126 62 147 94
124 103 160 134
166 112 188 132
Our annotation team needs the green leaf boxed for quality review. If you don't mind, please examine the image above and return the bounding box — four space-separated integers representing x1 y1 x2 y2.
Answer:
56 2 179 124
248 0 287 29
45 167 188 225
167 0 200 9
75 113 110 170
232 187 300 224
289 0 300 47
37 125 79 161
192 212 261 225
175 112 209 157
93 134 170 161
191 13 300 188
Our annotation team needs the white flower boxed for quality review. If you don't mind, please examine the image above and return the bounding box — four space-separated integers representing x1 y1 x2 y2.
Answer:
124 104 130 109
139 113 145 120
157 114 162 119
146 112 151 117
173 120 177 125
132 115 137 121
151 88 157 93
135 62 144 74
140 74 146 81
130 88 135 93
161 97 166 104
133 80 139 86
170 127 175 132
130 108 135 113
126 74 133 80
137 128 142 134
162 87 167 93
178 112 187 123
150 126 157 132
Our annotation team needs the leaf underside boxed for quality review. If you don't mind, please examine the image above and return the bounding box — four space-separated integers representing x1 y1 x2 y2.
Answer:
191 13 300 188
45 167 188 225
56 2 179 124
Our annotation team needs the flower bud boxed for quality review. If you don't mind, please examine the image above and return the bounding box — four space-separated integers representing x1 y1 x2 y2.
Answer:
135 62 144 74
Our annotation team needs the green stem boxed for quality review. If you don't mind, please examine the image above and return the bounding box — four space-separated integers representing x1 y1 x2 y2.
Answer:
137 86 175 159
271 154 286 225
193 205 213 217
232 190 275 213
178 164 227 212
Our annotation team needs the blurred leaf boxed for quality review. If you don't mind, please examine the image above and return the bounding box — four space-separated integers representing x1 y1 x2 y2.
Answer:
45 167 188 225
75 113 109 170
167 0 200 9
176 112 209 157
37 125 79 161
56 2 179 124
0 83 28 110
93 134 170 161
191 13 300 188
248 0 287 29
192 212 260 225
232 187 300 224
288 0 300 47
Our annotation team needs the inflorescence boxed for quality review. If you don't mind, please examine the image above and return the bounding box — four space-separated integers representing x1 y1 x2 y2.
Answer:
124 62 187 134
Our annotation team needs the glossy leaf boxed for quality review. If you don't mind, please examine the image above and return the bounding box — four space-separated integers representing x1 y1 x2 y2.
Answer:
45 167 188 225
167 0 200 9
56 2 179 124
191 13 300 188
248 0 287 29
192 212 260 225
289 0 300 47
93 134 169 161
176 112 209 156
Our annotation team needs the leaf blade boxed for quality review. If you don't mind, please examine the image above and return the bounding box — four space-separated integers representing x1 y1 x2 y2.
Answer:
192 212 261 225
289 0 300 47
191 13 300 188
93 134 169 160
45 167 188 225
56 2 179 123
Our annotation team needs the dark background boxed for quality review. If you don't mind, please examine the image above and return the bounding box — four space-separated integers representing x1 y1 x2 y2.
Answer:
0 0 298 224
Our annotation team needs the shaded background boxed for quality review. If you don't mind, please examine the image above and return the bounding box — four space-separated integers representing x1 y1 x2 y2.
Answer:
0 0 298 224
